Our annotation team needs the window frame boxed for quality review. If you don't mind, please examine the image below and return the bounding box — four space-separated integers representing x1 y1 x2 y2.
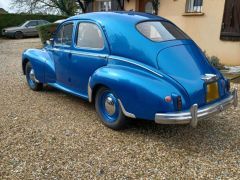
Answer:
185 0 203 14
74 21 105 51
135 20 191 43
54 22 74 47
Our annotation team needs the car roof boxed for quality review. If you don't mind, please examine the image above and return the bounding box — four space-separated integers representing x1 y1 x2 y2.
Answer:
67 11 168 26
66 11 173 68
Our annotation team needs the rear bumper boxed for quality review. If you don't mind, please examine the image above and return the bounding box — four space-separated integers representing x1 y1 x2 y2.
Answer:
155 88 238 127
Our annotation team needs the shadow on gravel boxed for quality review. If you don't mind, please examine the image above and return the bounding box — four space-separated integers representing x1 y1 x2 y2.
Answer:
123 118 236 154
41 85 237 154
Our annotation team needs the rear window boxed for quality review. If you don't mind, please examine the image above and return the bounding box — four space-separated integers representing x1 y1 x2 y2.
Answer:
136 21 190 42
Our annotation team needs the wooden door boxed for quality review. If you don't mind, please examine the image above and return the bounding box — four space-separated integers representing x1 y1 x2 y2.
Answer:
220 0 240 41
139 0 153 13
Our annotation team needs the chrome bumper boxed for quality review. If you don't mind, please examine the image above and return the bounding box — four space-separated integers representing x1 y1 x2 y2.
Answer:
155 88 238 127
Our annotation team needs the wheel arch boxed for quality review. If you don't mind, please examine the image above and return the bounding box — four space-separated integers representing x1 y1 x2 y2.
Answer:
22 58 29 75
15 31 24 38
90 83 109 104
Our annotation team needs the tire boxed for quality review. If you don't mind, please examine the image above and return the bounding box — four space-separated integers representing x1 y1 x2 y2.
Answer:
15 31 23 39
95 87 128 130
25 62 43 91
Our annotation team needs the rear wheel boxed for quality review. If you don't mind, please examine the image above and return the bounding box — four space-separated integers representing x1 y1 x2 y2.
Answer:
25 62 43 91
95 87 127 130
15 31 23 39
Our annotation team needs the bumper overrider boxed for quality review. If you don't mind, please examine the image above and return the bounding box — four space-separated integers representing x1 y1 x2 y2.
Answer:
155 88 238 127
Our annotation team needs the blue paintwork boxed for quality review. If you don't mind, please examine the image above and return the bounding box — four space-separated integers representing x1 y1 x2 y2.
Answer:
22 11 230 121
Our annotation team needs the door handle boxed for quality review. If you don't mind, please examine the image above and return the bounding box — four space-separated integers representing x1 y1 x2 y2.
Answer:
97 55 107 59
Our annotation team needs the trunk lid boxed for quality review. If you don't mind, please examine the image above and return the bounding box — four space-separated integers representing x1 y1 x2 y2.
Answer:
157 41 221 107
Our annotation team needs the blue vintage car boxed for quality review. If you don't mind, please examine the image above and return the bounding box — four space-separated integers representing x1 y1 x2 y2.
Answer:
22 12 238 130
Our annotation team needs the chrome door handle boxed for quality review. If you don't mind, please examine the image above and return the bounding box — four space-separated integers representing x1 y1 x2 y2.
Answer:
97 55 107 59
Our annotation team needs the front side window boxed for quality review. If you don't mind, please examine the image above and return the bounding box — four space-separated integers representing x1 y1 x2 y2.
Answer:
55 23 73 46
77 23 104 49
136 21 190 42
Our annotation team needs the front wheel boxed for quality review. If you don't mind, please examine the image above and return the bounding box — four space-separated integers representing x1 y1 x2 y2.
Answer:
25 62 43 91
15 31 23 39
95 87 127 130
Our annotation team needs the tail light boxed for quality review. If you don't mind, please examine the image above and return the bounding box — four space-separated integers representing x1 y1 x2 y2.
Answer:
177 96 182 111
172 94 182 111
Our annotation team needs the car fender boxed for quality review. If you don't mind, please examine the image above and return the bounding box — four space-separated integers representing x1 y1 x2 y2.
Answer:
90 64 190 120
22 48 52 83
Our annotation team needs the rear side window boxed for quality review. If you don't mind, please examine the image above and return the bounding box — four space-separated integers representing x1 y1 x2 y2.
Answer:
39 20 49 25
26 21 38 27
55 23 73 46
136 21 190 42
76 23 104 49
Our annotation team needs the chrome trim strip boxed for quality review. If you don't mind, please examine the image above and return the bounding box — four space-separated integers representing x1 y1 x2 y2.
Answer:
109 56 163 78
155 89 238 127
88 77 92 103
118 99 136 118
52 48 71 53
71 50 108 59
51 48 108 59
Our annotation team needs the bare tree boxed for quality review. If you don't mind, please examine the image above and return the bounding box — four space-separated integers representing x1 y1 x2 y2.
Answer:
75 0 94 13
11 0 78 15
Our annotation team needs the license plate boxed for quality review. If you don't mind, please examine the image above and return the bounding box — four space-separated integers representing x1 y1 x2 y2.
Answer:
206 82 219 103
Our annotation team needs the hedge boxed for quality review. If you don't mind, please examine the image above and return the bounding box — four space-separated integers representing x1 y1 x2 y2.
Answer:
0 13 66 37
37 23 59 44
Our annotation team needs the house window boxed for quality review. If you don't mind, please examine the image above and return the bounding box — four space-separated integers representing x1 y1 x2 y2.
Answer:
220 0 240 41
185 0 203 13
96 0 112 11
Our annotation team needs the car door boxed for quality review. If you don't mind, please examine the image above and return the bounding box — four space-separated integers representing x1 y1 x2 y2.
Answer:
69 21 109 96
51 22 74 87
24 21 38 36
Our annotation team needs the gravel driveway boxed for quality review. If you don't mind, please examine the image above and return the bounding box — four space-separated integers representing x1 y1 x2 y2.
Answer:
0 38 239 179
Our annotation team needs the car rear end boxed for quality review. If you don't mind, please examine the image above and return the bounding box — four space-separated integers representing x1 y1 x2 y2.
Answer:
136 20 238 127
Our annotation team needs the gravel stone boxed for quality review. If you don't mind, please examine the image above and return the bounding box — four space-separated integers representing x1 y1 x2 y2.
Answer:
0 38 239 179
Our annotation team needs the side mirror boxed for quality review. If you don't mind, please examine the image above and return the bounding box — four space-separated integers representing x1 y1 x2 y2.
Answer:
46 38 54 46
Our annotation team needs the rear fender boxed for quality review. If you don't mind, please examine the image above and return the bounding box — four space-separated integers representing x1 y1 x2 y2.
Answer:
90 65 190 120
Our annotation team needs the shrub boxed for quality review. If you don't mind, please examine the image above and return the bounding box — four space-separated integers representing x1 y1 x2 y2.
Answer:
37 23 59 44
0 13 66 37
203 51 225 70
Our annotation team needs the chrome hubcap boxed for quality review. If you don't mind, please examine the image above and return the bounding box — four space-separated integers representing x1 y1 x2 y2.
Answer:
104 97 116 116
29 69 38 82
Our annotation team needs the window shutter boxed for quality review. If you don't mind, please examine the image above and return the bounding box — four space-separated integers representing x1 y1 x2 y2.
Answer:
220 0 240 41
